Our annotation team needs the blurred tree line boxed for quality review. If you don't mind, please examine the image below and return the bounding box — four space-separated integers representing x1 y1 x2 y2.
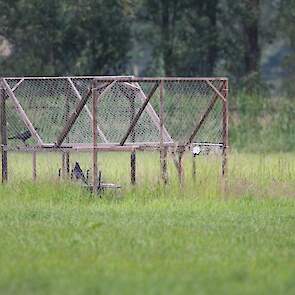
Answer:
0 0 294 93
0 0 294 151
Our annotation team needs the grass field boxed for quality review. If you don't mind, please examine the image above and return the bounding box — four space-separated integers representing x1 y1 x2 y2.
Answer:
0 152 295 294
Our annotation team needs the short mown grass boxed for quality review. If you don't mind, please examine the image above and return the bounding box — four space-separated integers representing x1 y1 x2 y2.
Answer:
0 152 295 294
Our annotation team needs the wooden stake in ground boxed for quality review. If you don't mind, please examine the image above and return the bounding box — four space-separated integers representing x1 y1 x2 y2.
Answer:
130 150 136 185
192 153 196 182
32 151 37 181
178 149 185 186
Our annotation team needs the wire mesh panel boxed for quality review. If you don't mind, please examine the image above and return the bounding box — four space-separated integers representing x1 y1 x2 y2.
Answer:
1 76 227 148
159 79 224 145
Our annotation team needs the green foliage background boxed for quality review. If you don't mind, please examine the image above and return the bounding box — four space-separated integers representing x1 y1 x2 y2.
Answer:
0 0 294 152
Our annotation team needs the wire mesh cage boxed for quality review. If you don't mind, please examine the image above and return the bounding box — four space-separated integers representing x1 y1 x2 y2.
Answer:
1 77 227 147
0 76 228 187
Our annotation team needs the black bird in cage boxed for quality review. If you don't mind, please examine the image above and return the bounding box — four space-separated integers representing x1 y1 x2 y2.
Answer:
71 162 88 184
8 128 38 144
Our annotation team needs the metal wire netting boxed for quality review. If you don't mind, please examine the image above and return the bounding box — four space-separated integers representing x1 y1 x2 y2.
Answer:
2 77 226 147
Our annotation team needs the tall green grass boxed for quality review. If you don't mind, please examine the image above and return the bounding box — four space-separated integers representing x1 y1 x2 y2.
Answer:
230 94 295 152
0 152 295 294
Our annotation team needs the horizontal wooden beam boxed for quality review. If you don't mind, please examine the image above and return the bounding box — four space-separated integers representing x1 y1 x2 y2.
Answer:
3 76 228 82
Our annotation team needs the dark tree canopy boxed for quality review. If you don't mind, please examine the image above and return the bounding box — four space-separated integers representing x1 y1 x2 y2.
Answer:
0 0 294 95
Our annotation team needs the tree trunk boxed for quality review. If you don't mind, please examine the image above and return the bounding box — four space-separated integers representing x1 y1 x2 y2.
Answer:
243 0 260 75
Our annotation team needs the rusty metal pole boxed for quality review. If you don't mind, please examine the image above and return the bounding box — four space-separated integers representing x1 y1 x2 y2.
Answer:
0 80 8 183
221 80 229 192
159 80 168 184
92 80 98 192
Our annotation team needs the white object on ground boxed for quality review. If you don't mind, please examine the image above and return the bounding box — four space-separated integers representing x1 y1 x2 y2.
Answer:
192 146 201 157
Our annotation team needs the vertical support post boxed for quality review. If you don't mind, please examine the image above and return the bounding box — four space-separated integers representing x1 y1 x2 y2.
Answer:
92 80 98 192
221 80 229 177
178 148 185 186
159 80 168 184
130 149 136 185
61 152 66 179
221 80 229 192
129 90 136 185
65 92 70 177
32 151 37 181
192 153 196 182
161 147 168 184
0 80 8 183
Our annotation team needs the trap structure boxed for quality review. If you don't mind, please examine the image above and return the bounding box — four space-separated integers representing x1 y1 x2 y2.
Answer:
0 76 228 188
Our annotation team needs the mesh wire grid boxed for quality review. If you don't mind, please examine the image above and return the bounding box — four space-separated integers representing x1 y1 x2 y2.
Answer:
2 77 226 147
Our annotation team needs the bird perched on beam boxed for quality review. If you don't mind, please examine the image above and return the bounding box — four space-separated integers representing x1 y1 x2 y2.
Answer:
71 162 88 184
8 128 38 145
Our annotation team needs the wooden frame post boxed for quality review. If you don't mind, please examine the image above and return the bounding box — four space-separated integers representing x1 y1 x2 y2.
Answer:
92 80 98 192
159 80 168 184
32 151 37 181
178 148 185 186
130 149 136 185
61 152 66 180
129 92 136 185
65 91 70 177
222 80 229 180
192 153 196 182
0 80 8 183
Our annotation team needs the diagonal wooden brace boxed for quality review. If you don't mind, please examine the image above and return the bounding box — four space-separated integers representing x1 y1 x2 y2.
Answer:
122 82 173 143
11 79 24 92
206 80 226 102
67 78 109 143
134 82 173 142
120 82 159 146
2 78 44 146
55 81 114 147
186 81 226 145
